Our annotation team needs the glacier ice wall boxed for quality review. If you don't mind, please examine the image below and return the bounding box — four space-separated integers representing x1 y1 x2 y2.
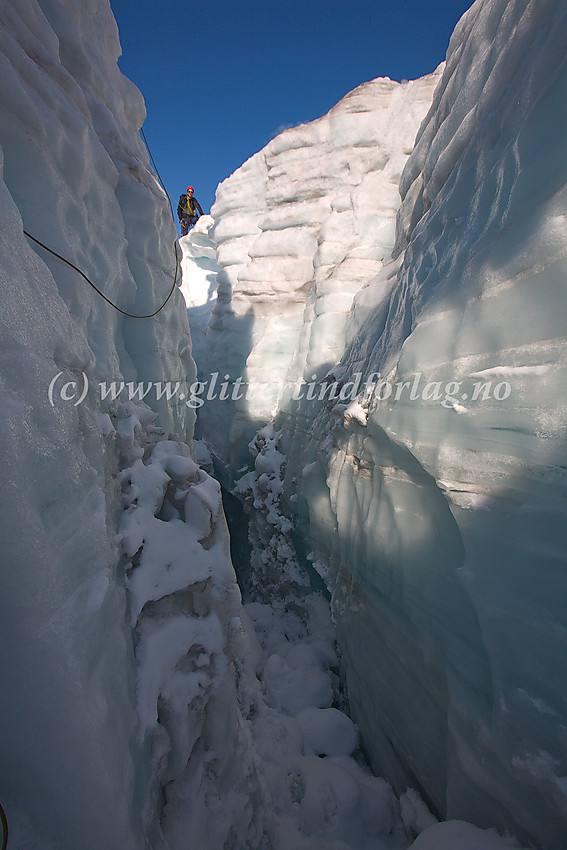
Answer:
192 69 441 483
184 0 567 847
286 1 567 847
178 214 221 370
0 1 261 847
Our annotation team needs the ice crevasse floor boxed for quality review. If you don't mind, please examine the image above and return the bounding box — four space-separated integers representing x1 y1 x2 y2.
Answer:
174 227 534 850
221 425 533 850
147 409 530 850
119 416 419 850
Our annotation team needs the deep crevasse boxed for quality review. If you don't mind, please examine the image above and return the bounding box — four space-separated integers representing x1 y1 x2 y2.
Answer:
1 0 566 848
183 0 567 848
0 1 445 848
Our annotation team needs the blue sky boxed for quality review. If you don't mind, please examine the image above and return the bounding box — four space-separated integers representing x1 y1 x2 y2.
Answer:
111 0 473 227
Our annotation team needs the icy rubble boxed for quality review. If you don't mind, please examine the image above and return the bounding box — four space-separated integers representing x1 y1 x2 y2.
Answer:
117 410 432 850
228 427 433 850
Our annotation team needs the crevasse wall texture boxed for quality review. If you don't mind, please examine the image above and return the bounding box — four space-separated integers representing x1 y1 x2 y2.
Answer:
0 2 261 848
194 69 441 483
284 1 567 847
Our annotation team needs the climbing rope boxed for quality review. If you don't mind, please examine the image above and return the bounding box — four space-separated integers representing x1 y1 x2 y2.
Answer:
23 127 180 319
7 140 182 850
140 126 176 221
0 801 7 850
23 230 179 319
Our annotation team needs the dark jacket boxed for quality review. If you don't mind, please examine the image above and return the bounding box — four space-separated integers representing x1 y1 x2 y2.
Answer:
177 194 203 220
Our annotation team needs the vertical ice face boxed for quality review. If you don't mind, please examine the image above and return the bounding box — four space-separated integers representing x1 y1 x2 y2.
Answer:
291 1 567 848
178 214 222 369
0 0 194 434
188 70 441 484
0 1 260 847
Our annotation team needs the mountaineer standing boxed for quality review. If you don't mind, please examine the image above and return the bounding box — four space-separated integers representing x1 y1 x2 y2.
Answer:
177 186 204 236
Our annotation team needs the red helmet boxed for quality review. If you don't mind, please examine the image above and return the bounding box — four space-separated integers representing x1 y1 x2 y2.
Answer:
187 186 194 192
